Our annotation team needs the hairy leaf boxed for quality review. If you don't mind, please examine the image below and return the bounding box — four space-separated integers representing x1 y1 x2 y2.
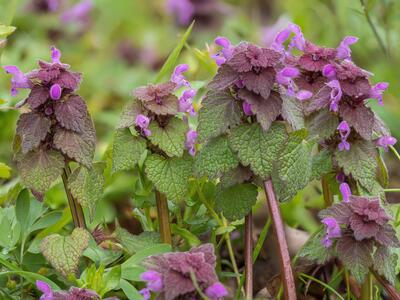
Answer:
16 112 51 154
337 236 373 283
219 165 253 188
197 90 242 142
115 227 160 254
68 163 105 222
145 155 192 202
340 103 374 140
207 64 239 90
194 136 238 179
335 140 377 193
298 230 333 264
306 109 339 140
148 118 187 157
229 122 287 179
311 150 333 181
53 116 96 168
26 85 49 109
281 93 305 130
373 246 397 284
112 128 147 172
144 94 179 116
273 129 313 202
18 149 64 193
117 99 144 129
215 183 258 221
41 228 90 277
54 95 88 133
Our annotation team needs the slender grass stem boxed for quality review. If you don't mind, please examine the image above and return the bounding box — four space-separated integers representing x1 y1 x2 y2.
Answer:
299 273 345 300
155 191 172 244
389 145 400 162
384 188 400 192
61 165 86 228
263 180 296 300
244 212 253 300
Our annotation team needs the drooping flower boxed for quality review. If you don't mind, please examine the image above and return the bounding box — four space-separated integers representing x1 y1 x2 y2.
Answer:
242 101 254 116
339 182 351 202
139 288 151 300
50 84 62 100
212 37 234 65
321 217 341 248
171 64 190 89
337 121 350 151
370 82 389 106
135 114 151 137
166 0 195 26
322 64 336 80
179 89 196 115
140 270 163 292
296 90 313 101
272 22 306 53
36 281 54 300
375 135 397 151
205 282 228 300
142 244 221 300
3 66 31 96
185 129 198 156
336 36 358 60
327 80 342 112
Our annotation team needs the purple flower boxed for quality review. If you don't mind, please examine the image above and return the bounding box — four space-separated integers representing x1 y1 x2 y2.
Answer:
46 0 61 12
272 22 306 53
370 82 388 106
61 0 93 25
140 270 163 292
135 114 151 137
139 288 151 300
171 64 190 89
242 101 254 116
166 0 195 26
185 129 197 156
51 46 62 64
322 64 336 79
296 90 313 101
179 89 196 115
375 135 397 151
36 281 53 300
337 121 350 151
336 36 358 60
327 80 342 112
336 172 345 183
212 37 234 65
205 282 228 300
321 217 341 248
50 84 62 100
276 67 299 85
339 182 351 202
3 65 31 96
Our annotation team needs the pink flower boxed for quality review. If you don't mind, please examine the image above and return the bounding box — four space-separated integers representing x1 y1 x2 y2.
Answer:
140 270 163 292
296 90 313 101
3 65 31 96
36 280 53 300
242 101 254 116
336 36 358 60
179 89 196 115
166 0 195 26
61 0 93 25
339 182 351 202
212 37 234 65
322 64 336 79
50 84 62 100
327 80 342 112
171 64 190 88
370 82 388 106
321 217 341 248
205 282 228 300
375 135 397 151
337 121 350 151
135 114 151 137
185 130 197 156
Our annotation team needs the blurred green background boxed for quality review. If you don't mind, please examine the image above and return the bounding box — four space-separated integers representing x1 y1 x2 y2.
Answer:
0 0 399 208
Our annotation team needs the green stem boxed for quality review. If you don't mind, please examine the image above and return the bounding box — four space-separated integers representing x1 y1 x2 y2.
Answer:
389 145 400 162
155 191 172 244
321 176 333 207
384 188 400 192
344 269 351 300
190 271 210 300
144 207 154 231
360 274 372 300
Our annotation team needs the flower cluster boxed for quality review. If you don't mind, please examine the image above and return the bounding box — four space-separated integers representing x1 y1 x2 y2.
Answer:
140 244 227 300
4 46 95 195
36 281 102 300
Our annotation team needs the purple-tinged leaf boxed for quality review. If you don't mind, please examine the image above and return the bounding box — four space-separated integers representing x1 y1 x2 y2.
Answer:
318 202 352 225
16 112 51 154
54 95 88 133
241 68 275 99
375 224 400 247
305 108 339 140
303 85 331 115
280 93 305 130
207 64 239 90
116 99 144 129
144 94 179 116
26 85 49 109
52 70 82 90
339 103 374 140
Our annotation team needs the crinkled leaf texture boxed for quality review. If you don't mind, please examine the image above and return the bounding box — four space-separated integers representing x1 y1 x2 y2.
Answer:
16 112 51 154
197 90 242 142
272 129 314 202
298 229 333 264
54 95 88 133
335 140 377 193
281 93 305 131
114 226 160 255
148 117 187 157
310 149 332 181
112 128 147 173
117 99 144 129
373 246 398 284
305 109 338 140
194 135 238 179
41 228 90 277
215 183 258 221
68 162 105 222
18 149 64 194
53 115 96 168
145 154 192 202
229 122 287 179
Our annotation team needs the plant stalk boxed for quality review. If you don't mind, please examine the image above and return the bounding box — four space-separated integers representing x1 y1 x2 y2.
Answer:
370 269 400 300
61 165 86 228
244 212 253 300
263 180 296 300
360 274 372 300
155 191 172 244
321 176 333 207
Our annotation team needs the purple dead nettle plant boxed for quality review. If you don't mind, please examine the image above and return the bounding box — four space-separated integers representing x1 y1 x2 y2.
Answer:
139 244 227 300
276 23 400 283
112 64 197 243
4 46 100 227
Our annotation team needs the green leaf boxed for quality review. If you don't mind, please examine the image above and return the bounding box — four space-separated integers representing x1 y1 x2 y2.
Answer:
18 149 65 194
373 246 397 284
0 271 60 290
0 24 16 37
215 183 258 221
100 265 121 296
116 99 144 129
281 94 305 130
122 244 172 268
194 135 239 179
310 149 332 181
298 229 333 264
335 140 377 193
120 279 143 300
272 129 313 202
306 109 338 140
112 128 147 172
40 228 90 277
145 154 192 202
0 162 11 178
197 90 242 142
171 224 201 247
68 163 105 222
229 122 287 179
154 21 194 83
15 189 30 233
114 227 160 254
148 117 187 157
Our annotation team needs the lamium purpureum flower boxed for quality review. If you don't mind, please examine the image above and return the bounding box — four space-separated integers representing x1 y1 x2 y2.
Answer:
36 280 53 300
322 64 336 80
276 66 312 100
272 22 306 53
375 135 397 152
339 182 351 202
179 89 196 115
212 36 234 65
50 83 62 100
171 64 190 89
205 282 228 300
61 0 93 26
2 66 31 96
327 80 342 112
337 121 350 151
336 36 358 60
370 82 389 106
321 217 341 248
166 0 195 26
135 114 151 137
185 129 198 156
140 270 163 292
36 280 101 300
242 101 254 116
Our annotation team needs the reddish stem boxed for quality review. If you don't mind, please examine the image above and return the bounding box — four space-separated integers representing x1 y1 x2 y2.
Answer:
244 212 253 300
263 180 296 300
156 190 172 244
370 269 400 300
